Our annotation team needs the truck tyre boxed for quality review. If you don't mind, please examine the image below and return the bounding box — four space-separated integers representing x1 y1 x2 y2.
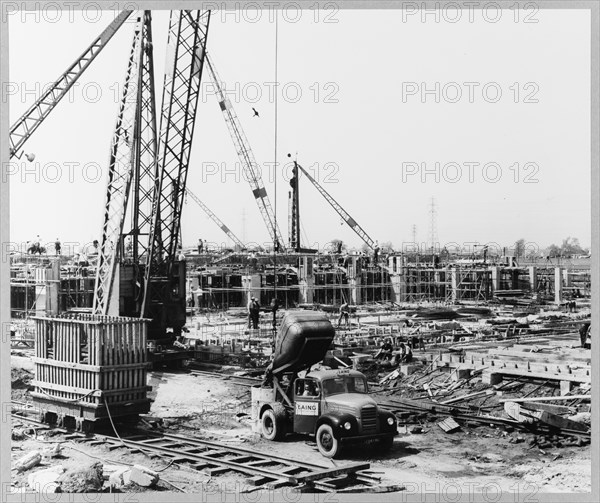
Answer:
316 424 341 458
261 406 286 441
378 435 394 451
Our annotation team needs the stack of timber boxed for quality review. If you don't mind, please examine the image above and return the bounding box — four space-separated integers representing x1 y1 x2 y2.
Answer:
31 313 151 431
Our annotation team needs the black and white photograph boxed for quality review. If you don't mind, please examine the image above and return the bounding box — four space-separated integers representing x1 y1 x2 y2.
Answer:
1 1 598 499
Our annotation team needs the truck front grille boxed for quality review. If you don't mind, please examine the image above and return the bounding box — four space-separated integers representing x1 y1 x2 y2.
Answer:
361 405 377 434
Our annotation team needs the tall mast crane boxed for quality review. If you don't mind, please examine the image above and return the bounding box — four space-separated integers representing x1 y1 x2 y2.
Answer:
9 10 132 158
294 162 376 250
185 188 245 249
289 162 300 251
129 11 159 265
141 10 211 339
204 53 285 251
93 14 147 315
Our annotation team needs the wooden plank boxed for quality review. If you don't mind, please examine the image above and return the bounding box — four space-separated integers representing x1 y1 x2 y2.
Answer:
519 401 575 416
246 475 275 486
32 357 148 372
32 380 102 396
440 389 493 405
438 417 461 433
507 403 589 432
499 395 590 403
291 464 370 484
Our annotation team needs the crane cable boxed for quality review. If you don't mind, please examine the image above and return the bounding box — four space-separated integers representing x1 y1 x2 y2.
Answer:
273 13 279 315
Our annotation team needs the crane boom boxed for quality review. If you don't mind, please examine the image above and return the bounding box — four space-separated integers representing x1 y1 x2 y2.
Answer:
93 14 145 315
141 10 210 329
185 188 245 248
9 10 132 157
204 52 285 251
130 11 159 264
295 162 376 250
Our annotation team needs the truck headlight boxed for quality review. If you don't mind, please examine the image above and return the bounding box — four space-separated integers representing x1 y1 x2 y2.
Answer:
343 421 352 430
387 417 395 426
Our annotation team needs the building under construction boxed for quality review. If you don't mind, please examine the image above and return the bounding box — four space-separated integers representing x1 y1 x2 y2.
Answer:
7 8 593 496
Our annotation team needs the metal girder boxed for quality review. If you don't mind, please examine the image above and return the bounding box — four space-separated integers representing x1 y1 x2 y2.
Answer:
205 52 285 251
93 14 146 315
130 11 159 263
9 10 132 157
295 162 376 250
141 10 211 321
185 187 245 248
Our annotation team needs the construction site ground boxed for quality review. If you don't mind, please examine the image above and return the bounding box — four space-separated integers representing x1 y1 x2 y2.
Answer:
10 350 591 494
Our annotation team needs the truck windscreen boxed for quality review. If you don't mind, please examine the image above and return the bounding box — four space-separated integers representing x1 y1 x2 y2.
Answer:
322 376 368 396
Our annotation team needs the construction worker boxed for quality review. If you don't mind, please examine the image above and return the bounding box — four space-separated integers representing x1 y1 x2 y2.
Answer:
373 241 380 265
248 296 260 329
338 302 350 328
198 238 203 254
376 338 394 361
404 343 413 363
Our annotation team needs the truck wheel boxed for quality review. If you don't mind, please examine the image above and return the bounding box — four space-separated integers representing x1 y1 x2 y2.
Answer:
378 435 394 451
261 407 285 441
316 424 341 458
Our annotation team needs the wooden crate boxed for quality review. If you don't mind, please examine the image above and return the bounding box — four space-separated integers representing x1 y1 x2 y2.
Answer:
31 313 151 430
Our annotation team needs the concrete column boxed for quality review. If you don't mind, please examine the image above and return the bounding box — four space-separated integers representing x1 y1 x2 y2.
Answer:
528 266 537 292
45 260 60 316
390 270 406 303
450 267 458 302
348 256 361 305
554 267 563 304
299 277 314 304
242 275 258 306
562 269 572 287
298 256 314 304
350 277 361 305
434 270 441 299
491 266 501 292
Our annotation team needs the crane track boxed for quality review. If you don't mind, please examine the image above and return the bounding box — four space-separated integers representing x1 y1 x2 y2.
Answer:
11 408 397 493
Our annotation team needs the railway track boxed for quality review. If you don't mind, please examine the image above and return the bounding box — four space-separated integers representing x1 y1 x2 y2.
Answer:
11 406 401 493
188 369 263 386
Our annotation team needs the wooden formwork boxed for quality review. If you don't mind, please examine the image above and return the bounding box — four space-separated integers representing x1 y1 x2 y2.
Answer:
31 313 151 430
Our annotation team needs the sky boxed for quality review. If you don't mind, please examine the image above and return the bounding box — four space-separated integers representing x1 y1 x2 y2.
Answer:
6 7 592 254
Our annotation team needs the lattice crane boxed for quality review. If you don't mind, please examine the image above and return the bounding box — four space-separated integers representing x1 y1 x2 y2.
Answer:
9 10 132 158
294 162 376 250
140 10 211 339
204 52 285 251
93 13 149 315
185 188 245 249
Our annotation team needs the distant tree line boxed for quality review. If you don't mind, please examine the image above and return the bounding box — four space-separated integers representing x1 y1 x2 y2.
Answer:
514 237 590 259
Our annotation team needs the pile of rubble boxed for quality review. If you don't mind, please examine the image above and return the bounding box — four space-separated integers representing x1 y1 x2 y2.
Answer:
364 332 591 444
12 444 162 494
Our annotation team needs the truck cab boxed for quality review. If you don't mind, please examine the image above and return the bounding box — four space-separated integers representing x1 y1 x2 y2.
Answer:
254 367 397 458
292 369 397 457
252 311 397 458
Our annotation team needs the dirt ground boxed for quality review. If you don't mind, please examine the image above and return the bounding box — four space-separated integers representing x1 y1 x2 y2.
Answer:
10 357 592 494
146 369 592 494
